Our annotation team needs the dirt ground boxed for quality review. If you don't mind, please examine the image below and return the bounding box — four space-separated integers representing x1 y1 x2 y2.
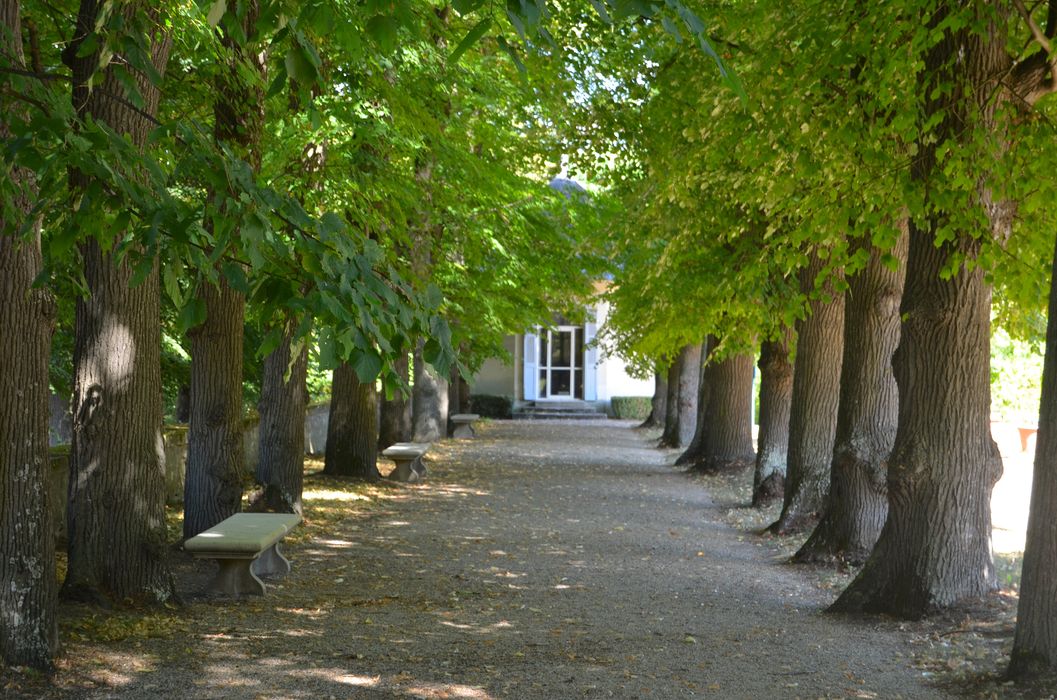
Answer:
2 419 1047 698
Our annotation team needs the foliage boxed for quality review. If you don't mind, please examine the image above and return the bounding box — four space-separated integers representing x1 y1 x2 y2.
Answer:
469 393 512 419
990 328 1044 423
609 395 650 420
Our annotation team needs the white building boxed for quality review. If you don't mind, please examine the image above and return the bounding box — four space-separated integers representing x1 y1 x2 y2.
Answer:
469 294 654 412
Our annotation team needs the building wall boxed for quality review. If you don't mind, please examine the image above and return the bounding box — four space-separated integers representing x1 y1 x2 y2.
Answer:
469 334 517 397
593 298 654 401
467 301 654 404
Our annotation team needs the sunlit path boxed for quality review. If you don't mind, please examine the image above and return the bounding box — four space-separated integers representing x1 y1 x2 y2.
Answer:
34 419 954 699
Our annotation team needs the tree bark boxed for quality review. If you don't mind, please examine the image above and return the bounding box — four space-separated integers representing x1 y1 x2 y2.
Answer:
638 370 668 429
830 5 1006 618
659 343 701 449
184 1 264 538
675 338 713 465
184 280 245 538
252 329 307 514
448 363 471 415
412 341 449 442
796 229 907 564
0 0 57 668
1009 232 1057 678
324 363 379 479
752 332 794 506
681 350 755 473
771 256 845 534
379 353 412 449
63 1 176 603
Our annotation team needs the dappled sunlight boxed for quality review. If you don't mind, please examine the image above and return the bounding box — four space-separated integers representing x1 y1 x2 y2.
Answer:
438 618 516 634
991 448 1032 555
316 538 358 547
303 488 372 502
335 673 381 687
403 681 494 698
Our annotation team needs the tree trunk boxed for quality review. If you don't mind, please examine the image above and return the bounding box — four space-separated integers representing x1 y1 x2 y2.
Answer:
379 353 412 449
682 350 755 474
412 341 449 442
448 364 471 415
830 7 1006 618
771 256 845 534
831 226 1000 616
63 2 176 603
752 332 794 506
184 280 245 538
659 343 701 449
252 329 307 514
1009 233 1057 678
324 363 379 479
0 0 57 667
184 1 263 538
675 337 713 465
796 230 907 564
638 370 668 429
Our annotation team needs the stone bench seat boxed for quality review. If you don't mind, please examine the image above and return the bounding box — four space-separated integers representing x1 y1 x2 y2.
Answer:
383 442 430 482
450 413 481 439
184 512 301 598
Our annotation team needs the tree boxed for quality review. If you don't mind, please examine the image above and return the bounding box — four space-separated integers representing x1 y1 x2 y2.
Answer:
184 0 265 539
413 341 450 442
0 0 57 668
1010 232 1057 679
253 328 308 514
659 343 701 449
831 0 1057 616
63 2 177 603
770 255 844 534
752 331 793 506
796 231 906 563
679 342 755 473
379 353 412 449
640 369 668 429
324 362 380 480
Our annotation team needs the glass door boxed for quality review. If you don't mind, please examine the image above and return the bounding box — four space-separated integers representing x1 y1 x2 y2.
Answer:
538 327 584 399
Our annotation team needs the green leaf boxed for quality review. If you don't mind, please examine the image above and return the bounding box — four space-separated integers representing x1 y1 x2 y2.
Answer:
366 15 399 53
351 348 383 382
496 36 527 74
163 262 184 306
206 0 226 27
178 298 207 333
451 17 493 64
453 0 486 14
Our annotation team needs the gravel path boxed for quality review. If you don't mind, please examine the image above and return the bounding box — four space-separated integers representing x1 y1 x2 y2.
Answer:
17 419 955 699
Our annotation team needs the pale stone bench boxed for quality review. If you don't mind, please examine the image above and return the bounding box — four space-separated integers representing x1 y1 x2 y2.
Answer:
450 413 480 439
383 442 430 482
184 513 301 597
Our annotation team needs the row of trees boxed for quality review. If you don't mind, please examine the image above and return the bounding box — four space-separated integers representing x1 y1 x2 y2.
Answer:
4 0 720 671
557 0 1057 683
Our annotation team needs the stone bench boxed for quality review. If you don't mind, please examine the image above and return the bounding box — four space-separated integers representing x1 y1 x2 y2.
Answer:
450 413 481 439
383 442 430 482
184 512 301 597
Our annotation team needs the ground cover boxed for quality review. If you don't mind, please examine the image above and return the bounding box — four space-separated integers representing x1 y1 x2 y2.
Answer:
3 420 1050 698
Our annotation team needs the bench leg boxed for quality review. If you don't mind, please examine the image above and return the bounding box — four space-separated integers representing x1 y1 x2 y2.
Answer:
207 558 266 597
389 457 420 482
412 456 427 477
452 423 475 439
252 542 291 578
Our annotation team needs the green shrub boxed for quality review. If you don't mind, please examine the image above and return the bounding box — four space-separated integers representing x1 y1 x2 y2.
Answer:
470 394 513 419
611 396 651 420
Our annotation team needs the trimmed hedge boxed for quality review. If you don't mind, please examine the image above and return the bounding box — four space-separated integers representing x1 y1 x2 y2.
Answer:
610 396 651 420
470 394 513 419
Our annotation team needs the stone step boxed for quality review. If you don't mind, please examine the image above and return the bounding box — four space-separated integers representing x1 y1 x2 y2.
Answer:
513 408 609 420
